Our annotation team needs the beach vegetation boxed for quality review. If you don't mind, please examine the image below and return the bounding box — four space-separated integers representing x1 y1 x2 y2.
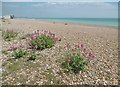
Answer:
10 41 27 58
2 30 18 41
13 49 26 59
19 33 30 40
62 43 94 74
29 52 36 60
2 50 8 55
26 30 59 50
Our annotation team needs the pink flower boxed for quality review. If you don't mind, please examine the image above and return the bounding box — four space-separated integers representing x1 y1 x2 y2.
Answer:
31 34 34 39
37 30 40 35
49 31 52 36
26 38 30 42
81 44 84 49
67 56 71 63
44 41 46 45
66 43 70 50
83 48 86 53
35 45 38 49
44 30 47 34
41 32 45 36
34 31 37 35
88 52 94 60
37 38 41 43
52 33 55 37
20 44 24 48
54 36 58 42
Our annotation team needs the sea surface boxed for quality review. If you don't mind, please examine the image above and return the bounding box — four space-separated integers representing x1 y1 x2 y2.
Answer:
19 17 118 26
35 18 118 26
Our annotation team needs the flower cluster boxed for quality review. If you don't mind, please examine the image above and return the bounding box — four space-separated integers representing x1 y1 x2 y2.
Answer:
65 43 94 60
62 42 94 74
74 43 94 60
26 30 59 50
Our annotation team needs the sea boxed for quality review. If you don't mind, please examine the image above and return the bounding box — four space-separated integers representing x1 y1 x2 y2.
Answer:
21 18 118 26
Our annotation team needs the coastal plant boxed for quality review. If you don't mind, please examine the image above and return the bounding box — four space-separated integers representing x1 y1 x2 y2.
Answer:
19 33 30 40
10 41 27 58
13 49 26 59
26 30 59 50
29 52 36 60
2 30 18 41
62 43 94 74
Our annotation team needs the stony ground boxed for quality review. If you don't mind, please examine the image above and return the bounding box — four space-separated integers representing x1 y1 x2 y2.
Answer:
1 19 118 85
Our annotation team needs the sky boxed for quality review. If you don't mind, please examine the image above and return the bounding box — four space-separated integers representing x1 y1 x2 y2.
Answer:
2 0 120 2
2 1 119 18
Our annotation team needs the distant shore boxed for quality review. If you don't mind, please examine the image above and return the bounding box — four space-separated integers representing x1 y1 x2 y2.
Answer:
15 18 118 28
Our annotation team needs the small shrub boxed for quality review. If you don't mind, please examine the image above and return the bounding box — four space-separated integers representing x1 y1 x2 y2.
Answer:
13 49 26 58
26 30 59 50
2 30 18 41
62 43 94 74
29 52 36 60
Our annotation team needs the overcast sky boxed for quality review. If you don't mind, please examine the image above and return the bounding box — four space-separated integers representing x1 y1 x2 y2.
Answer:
2 1 118 18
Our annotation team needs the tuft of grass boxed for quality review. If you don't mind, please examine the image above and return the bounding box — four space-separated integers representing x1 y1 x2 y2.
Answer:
2 50 8 55
2 30 18 41
13 49 26 59
29 52 36 60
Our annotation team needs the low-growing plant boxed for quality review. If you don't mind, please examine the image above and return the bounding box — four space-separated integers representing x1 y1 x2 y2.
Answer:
29 52 36 60
13 49 26 58
26 30 59 50
62 43 94 74
2 30 18 41
19 33 30 40
10 41 27 58
2 50 8 55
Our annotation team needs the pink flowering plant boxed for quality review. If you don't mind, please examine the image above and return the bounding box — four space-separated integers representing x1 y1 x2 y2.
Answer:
62 43 94 74
26 30 59 50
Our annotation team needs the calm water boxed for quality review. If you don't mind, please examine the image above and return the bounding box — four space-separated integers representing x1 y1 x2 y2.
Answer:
36 18 118 26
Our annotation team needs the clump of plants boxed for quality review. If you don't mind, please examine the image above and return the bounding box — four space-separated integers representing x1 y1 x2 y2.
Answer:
29 52 36 60
10 41 27 59
2 30 18 41
26 30 59 50
62 43 94 74
13 49 26 59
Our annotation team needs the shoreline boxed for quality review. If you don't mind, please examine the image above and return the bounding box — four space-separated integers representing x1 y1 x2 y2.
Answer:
15 18 118 29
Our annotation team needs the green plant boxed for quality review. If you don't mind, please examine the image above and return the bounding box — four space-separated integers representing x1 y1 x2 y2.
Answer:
29 52 36 60
62 52 88 74
2 50 8 55
62 43 94 74
13 49 26 58
26 30 58 50
2 30 18 41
